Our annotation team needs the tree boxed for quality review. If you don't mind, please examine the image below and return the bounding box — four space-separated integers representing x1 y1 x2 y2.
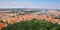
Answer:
1 19 60 30
50 25 60 30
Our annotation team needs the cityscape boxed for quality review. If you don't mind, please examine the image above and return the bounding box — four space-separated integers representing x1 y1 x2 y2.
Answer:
0 0 60 30
0 8 60 29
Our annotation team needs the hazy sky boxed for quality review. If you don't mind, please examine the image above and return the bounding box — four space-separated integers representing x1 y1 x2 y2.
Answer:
0 0 60 9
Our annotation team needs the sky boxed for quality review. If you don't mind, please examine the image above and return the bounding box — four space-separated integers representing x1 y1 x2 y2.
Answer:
0 0 60 9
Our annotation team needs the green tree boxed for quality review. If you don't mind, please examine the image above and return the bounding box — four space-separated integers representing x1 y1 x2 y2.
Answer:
1 19 60 30
50 25 60 30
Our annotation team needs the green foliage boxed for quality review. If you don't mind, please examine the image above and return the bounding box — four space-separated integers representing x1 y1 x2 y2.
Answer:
2 19 60 30
0 20 4 23
50 25 60 30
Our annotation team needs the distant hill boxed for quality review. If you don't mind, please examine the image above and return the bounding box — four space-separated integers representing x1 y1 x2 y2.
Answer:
0 8 60 14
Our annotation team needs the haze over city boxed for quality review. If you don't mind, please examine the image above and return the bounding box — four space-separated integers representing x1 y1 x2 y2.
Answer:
0 0 60 9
